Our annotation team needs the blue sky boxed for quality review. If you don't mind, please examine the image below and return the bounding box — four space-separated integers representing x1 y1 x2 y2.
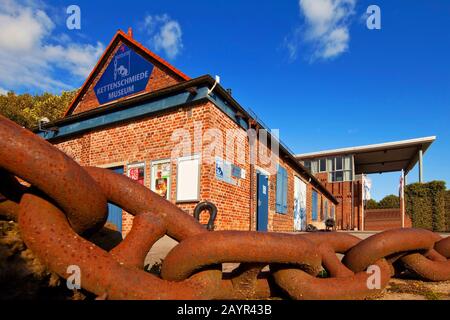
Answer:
1 0 449 200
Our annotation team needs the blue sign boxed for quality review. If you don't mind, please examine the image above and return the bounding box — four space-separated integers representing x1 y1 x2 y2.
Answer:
231 165 242 178
94 44 154 105
215 158 237 186
216 159 224 180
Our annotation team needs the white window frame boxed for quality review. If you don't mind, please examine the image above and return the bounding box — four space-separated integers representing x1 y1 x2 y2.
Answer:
328 156 353 183
318 158 327 173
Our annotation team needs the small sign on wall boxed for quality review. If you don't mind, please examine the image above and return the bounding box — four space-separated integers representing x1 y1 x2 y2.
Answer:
231 165 241 178
127 162 145 185
216 158 244 186
151 160 171 200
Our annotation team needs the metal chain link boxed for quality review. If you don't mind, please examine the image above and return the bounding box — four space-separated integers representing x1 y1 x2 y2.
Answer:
0 115 449 300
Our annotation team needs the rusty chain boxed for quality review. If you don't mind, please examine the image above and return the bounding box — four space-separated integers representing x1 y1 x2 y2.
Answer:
0 114 449 300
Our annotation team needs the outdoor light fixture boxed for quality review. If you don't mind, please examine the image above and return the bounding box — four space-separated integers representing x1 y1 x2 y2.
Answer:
207 75 220 95
38 117 59 134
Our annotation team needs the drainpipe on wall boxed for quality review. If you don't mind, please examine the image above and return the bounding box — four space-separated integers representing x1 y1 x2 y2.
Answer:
350 154 355 230
248 119 258 231
351 181 354 230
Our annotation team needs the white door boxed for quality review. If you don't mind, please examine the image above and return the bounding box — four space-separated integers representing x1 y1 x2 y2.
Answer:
294 176 307 231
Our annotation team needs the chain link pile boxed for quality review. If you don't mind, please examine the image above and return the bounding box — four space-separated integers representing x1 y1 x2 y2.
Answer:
0 115 449 300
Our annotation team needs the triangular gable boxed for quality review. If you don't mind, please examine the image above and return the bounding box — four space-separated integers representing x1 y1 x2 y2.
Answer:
64 30 190 117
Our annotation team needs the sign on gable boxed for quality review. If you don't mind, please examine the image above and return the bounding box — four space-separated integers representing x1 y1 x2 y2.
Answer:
94 44 154 105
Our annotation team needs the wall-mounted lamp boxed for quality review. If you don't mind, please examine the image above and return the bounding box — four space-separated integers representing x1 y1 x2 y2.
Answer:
207 75 220 96
38 117 59 134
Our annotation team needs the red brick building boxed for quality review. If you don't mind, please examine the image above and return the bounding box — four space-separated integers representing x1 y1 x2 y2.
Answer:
37 30 337 236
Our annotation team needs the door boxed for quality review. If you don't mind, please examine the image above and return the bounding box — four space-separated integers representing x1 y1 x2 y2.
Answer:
107 166 124 233
256 173 269 232
294 176 307 231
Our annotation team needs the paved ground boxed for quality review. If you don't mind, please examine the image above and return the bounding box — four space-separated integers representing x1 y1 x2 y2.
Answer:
145 235 178 268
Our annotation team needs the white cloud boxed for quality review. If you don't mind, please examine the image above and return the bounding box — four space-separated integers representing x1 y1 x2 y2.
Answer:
286 0 356 61
142 14 183 59
0 87 8 95
0 0 104 92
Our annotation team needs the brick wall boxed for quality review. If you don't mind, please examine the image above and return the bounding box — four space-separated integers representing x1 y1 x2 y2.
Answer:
314 172 363 230
54 100 335 236
364 208 412 231
56 102 212 236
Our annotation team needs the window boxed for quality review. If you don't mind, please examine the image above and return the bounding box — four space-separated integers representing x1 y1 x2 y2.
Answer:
320 197 324 221
310 160 318 174
276 165 288 214
331 171 344 182
329 156 353 182
127 162 145 185
312 190 318 221
151 160 171 200
303 161 311 172
176 155 200 202
335 157 343 171
319 159 327 172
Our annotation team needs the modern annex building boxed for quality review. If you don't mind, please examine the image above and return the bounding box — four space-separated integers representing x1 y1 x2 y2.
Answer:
37 30 338 236
296 137 435 230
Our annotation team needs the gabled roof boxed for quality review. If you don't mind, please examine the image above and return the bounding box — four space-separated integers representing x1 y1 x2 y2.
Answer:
64 29 190 117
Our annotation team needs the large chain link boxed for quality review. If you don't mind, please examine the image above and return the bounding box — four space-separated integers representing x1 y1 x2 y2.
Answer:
0 115 449 300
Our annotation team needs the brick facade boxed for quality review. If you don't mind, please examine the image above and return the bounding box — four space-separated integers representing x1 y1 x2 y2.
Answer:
55 99 336 236
314 172 363 230
49 30 336 237
364 209 412 231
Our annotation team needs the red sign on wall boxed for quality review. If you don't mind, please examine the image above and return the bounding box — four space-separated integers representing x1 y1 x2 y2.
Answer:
128 166 144 185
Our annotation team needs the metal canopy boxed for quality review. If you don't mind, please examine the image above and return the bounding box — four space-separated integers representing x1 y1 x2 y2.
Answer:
296 137 436 175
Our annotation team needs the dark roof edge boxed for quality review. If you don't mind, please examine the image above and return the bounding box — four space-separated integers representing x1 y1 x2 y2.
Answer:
35 75 213 129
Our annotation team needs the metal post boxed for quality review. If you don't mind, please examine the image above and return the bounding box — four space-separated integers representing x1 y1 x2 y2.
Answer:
361 174 365 232
419 149 423 183
401 170 405 228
